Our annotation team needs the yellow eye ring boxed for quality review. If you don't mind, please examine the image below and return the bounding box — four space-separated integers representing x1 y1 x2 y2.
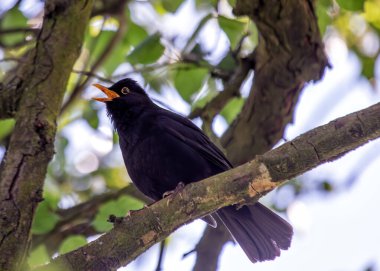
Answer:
121 87 130 94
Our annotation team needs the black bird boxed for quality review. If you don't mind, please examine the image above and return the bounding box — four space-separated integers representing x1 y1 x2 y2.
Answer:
93 78 293 263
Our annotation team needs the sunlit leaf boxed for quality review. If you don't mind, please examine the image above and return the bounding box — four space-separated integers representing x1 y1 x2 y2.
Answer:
361 55 376 80
220 97 244 124
162 0 183 13
27 245 50 268
364 1 380 29
93 195 144 232
87 30 131 75
0 8 28 46
191 78 218 110
217 52 237 71
126 21 148 46
218 16 246 48
174 66 209 102
31 201 60 234
227 0 237 7
316 3 332 35
83 103 99 130
88 30 115 65
0 119 15 140
195 0 218 9
59 235 88 254
127 33 165 65
336 0 364 11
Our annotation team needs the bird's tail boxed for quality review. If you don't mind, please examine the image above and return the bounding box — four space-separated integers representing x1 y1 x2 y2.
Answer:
216 202 293 262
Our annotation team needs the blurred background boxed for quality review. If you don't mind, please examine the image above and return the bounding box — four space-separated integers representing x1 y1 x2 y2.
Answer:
1 0 380 270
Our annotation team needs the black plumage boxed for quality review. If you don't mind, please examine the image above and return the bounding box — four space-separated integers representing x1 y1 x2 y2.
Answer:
93 78 293 262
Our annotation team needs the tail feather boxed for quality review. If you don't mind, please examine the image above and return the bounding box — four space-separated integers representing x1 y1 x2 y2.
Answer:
217 202 293 263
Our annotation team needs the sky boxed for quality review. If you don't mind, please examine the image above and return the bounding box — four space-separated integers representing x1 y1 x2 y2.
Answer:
1 0 380 270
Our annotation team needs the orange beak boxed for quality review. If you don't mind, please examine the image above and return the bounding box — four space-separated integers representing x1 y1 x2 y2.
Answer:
92 84 119 102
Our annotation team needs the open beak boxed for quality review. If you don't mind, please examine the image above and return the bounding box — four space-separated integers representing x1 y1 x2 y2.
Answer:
92 84 119 102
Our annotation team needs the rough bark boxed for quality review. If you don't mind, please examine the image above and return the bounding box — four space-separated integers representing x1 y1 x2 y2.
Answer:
221 0 328 166
35 101 380 271
194 0 329 268
191 223 231 271
0 1 93 270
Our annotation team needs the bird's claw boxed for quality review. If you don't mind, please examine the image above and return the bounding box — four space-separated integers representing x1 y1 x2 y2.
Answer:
163 182 185 205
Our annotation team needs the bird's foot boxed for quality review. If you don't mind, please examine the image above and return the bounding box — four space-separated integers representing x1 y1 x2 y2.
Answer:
108 214 124 224
163 182 185 204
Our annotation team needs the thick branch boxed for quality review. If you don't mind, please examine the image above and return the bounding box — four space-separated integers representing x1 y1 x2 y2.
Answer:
32 185 151 250
191 223 231 271
221 0 328 165
36 102 380 271
0 1 93 270
194 0 329 266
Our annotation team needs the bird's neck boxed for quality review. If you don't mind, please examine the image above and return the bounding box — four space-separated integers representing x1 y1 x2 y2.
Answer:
109 104 158 148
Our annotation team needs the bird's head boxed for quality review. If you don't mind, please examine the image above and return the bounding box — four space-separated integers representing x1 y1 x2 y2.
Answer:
92 78 153 128
92 78 148 102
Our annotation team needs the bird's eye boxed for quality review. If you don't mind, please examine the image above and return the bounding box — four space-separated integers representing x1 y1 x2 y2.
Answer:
121 87 130 94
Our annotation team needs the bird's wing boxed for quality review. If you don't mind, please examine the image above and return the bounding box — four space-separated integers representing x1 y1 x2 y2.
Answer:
157 109 232 171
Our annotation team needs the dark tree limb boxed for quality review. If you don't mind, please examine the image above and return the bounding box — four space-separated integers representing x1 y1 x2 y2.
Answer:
0 1 93 270
192 0 329 267
221 0 328 166
31 184 151 251
190 223 231 271
155 239 166 271
35 101 380 271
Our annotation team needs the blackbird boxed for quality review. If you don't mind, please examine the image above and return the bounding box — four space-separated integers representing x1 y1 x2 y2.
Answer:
93 78 293 262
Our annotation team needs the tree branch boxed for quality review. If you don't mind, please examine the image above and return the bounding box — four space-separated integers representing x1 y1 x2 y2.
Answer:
60 11 127 114
188 55 253 120
189 223 231 271
193 0 329 266
31 185 151 251
221 0 329 166
35 101 380 271
0 1 93 270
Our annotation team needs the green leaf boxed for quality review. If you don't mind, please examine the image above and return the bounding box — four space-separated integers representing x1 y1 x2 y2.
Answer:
191 78 218 110
83 103 99 130
0 119 15 140
93 195 144 232
0 8 28 46
361 55 376 79
87 30 131 76
217 16 246 48
220 97 244 123
227 0 237 7
174 66 209 102
59 235 88 254
127 33 165 65
336 0 364 11
162 0 183 13
87 30 114 64
126 22 148 46
316 4 332 35
31 201 60 234
217 52 237 71
27 245 50 268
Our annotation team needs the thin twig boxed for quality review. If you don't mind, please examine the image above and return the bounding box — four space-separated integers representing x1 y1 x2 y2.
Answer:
72 69 114 83
60 14 127 115
0 27 39 35
155 239 166 271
